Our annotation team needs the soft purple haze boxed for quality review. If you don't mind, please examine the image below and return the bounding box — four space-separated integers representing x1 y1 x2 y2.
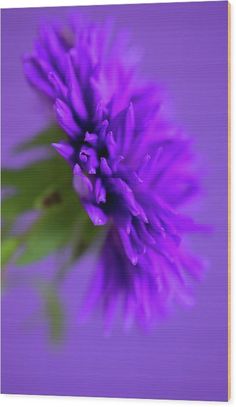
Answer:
1 1 228 401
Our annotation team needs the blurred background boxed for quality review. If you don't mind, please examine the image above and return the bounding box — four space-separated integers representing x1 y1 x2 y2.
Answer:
1 1 228 401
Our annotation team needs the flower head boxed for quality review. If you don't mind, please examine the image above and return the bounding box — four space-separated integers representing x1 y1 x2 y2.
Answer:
25 19 205 330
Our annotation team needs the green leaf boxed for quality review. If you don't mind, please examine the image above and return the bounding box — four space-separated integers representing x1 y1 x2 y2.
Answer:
1 237 20 267
2 156 71 191
16 196 85 265
15 125 66 152
1 156 72 226
2 194 28 226
43 286 64 342
2 124 69 231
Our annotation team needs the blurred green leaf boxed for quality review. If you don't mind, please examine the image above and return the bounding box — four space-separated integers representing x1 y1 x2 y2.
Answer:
15 125 66 152
2 156 72 226
2 125 72 229
16 211 69 265
1 237 20 267
2 156 71 191
15 187 87 265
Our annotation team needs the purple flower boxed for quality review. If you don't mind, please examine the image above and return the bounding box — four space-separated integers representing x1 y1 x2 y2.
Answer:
25 20 205 330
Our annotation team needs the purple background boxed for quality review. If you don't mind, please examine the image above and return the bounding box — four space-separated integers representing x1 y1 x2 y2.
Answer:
1 1 228 401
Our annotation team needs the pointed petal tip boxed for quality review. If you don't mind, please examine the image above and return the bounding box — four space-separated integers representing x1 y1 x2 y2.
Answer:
51 142 59 149
73 163 81 175
100 157 112 176
128 101 134 111
131 257 138 266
